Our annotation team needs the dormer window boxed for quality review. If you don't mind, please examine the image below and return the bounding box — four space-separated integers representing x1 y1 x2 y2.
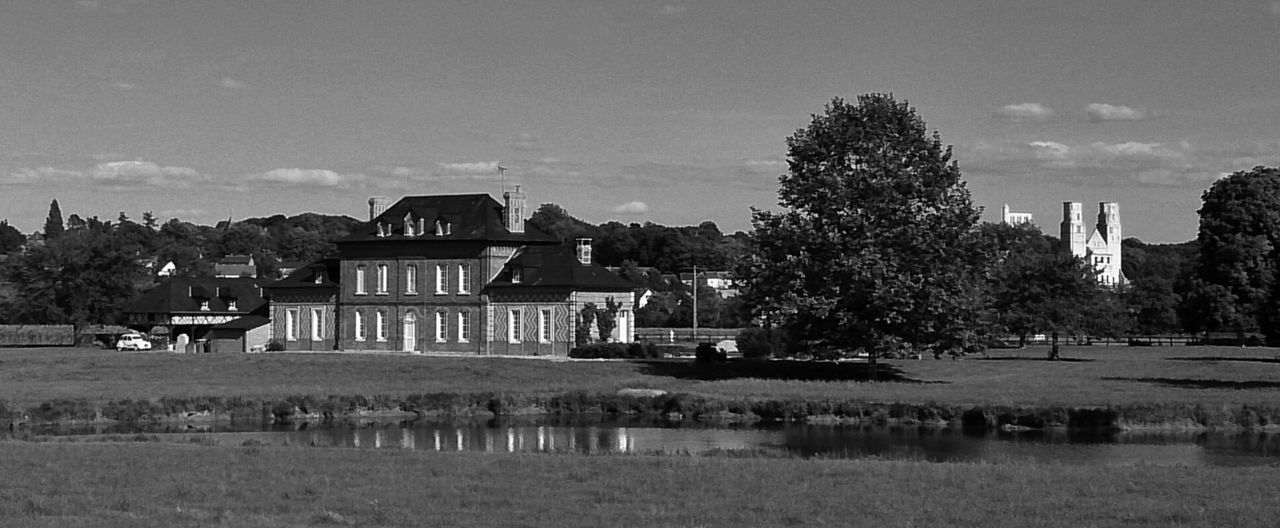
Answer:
511 267 523 284
404 214 416 236
435 219 444 236
417 218 425 236
376 222 388 237
314 273 324 285
227 299 238 311
200 299 210 311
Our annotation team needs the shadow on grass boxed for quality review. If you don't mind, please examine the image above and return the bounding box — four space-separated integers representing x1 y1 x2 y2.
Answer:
634 359 936 383
1101 377 1280 390
978 357 1095 363
1168 357 1280 364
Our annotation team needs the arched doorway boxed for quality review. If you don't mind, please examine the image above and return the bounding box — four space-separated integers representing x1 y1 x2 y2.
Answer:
403 312 417 352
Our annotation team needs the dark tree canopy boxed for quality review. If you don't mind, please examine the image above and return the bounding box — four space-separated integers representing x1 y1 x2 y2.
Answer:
738 94 987 357
0 220 24 254
1187 165 1280 343
43 199 64 240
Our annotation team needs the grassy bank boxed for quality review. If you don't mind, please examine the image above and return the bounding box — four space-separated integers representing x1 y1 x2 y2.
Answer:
2 440 1278 527
3 345 1280 429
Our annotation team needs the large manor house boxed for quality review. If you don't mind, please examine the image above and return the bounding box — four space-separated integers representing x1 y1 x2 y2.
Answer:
1002 201 1126 286
126 187 637 354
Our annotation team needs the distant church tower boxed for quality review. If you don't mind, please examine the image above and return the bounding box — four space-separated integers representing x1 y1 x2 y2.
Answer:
1001 204 1033 226
1060 202 1086 258
1061 201 1125 286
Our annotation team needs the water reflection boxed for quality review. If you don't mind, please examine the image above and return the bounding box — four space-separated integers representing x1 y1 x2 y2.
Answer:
11 418 1280 468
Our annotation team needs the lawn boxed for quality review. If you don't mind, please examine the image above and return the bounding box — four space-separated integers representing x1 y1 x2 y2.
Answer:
2 345 1279 410
1 440 1277 527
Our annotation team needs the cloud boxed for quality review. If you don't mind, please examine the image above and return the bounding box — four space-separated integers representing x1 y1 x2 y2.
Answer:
512 133 541 152
993 103 1055 121
112 81 136 90
960 139 1279 187
219 77 247 89
744 159 786 174
1085 103 1147 122
254 168 356 187
611 201 650 214
438 161 500 174
660 5 688 15
4 160 201 189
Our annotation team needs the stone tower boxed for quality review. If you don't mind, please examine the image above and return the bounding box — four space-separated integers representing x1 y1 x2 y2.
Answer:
503 185 526 234
1093 202 1123 285
1060 202 1086 258
368 196 390 221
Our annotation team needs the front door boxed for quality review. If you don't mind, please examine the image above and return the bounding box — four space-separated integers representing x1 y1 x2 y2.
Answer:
403 313 416 352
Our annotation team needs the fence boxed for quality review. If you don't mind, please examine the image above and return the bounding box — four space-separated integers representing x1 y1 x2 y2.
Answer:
0 325 77 347
635 327 744 343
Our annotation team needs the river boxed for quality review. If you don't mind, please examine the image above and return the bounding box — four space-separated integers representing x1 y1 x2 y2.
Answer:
12 417 1280 467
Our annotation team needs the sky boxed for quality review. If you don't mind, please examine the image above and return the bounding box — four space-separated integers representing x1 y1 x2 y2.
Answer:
2 1 1279 243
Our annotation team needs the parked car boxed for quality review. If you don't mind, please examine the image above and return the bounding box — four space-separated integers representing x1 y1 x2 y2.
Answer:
116 333 153 351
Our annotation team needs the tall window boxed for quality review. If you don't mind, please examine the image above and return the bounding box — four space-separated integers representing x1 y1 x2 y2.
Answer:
311 308 324 340
512 267 522 284
376 310 388 342
406 265 418 294
509 309 522 343
376 264 389 294
354 310 366 341
458 311 471 343
435 264 447 294
355 265 367 295
285 308 298 341
457 264 470 294
539 309 552 343
435 311 447 343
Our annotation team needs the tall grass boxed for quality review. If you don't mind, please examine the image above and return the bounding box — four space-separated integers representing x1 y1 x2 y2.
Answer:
0 441 1277 527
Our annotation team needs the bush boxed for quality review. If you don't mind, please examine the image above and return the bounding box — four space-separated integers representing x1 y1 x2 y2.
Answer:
695 342 726 364
569 343 633 359
736 327 783 360
266 338 286 352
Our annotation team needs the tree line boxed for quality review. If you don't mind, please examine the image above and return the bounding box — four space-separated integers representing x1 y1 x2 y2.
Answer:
0 202 361 330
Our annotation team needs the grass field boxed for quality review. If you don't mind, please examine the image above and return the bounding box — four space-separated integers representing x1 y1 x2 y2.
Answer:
2 345 1279 410
2 440 1278 528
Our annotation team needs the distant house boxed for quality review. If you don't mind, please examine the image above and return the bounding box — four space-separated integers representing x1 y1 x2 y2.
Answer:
123 277 269 351
214 254 257 278
679 271 738 298
262 187 635 355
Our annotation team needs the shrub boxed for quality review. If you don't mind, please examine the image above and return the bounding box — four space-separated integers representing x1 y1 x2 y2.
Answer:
569 343 634 359
266 338 286 352
694 342 726 364
736 327 783 360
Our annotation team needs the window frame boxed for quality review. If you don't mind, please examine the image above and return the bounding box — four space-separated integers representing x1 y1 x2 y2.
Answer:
508 308 522 343
376 264 389 295
435 264 448 294
539 309 551 343
405 264 418 295
458 311 471 343
376 310 388 342
311 307 324 341
354 310 366 342
355 265 367 295
285 308 299 341
457 264 470 294
435 311 447 343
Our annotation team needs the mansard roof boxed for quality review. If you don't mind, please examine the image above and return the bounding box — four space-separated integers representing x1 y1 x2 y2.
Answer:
485 245 636 293
336 194 557 244
125 277 267 315
261 258 340 294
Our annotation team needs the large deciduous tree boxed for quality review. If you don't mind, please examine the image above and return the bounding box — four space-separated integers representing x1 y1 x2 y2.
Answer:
737 94 987 358
1186 166 1280 344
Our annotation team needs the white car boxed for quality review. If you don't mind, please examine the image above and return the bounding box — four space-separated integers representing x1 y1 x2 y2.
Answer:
116 333 153 351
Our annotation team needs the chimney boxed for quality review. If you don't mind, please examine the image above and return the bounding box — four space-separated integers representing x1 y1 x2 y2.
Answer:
368 196 390 221
503 185 526 233
575 238 592 265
